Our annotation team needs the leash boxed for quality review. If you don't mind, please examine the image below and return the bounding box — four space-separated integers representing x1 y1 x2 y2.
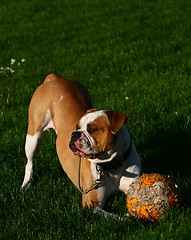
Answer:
78 157 101 194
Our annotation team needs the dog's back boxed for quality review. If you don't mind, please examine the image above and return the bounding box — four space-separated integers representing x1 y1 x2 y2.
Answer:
22 74 93 191
27 73 92 135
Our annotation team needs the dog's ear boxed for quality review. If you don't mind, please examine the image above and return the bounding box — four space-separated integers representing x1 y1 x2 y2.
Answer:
105 110 127 133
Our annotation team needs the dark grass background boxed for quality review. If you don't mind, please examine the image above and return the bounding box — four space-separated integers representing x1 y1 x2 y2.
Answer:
1 0 191 239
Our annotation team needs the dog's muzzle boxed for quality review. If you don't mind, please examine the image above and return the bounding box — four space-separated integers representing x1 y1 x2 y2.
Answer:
69 131 82 150
69 131 98 159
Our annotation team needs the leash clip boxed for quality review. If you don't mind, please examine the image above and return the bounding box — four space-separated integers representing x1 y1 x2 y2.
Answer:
94 165 102 185
96 165 102 180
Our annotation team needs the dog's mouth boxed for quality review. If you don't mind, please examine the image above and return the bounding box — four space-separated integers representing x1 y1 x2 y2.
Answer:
69 131 117 163
73 149 98 159
69 132 99 159
69 143 98 159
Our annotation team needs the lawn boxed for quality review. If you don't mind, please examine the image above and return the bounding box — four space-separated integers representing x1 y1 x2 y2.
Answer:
0 0 191 239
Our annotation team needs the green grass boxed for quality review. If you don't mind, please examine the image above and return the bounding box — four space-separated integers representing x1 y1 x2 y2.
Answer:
1 0 191 239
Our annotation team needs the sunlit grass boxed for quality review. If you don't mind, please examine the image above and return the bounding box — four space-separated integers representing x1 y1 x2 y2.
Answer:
0 0 191 239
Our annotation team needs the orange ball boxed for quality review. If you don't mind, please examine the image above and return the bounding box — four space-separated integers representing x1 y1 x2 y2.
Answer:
126 173 179 221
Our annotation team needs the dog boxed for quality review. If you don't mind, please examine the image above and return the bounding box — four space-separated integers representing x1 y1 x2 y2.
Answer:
22 73 141 216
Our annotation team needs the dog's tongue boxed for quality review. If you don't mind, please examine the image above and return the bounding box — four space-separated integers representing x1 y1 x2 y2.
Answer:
74 150 86 157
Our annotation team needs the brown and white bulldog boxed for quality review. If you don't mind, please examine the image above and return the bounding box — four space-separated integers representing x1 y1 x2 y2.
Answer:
22 73 141 216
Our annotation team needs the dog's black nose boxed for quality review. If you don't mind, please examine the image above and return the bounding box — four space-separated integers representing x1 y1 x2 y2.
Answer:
69 131 82 151
71 131 82 142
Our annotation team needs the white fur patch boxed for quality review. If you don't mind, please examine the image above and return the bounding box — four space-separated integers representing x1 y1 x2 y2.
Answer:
88 151 117 163
25 132 42 160
42 109 56 132
79 110 106 130
22 132 42 188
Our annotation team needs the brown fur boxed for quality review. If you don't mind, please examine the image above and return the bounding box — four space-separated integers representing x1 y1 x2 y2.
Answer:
27 73 98 207
87 116 116 153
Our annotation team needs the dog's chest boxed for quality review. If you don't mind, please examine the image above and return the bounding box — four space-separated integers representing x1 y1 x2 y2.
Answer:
90 163 121 202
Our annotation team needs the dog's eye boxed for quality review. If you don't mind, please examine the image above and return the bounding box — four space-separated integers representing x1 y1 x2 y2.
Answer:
88 127 98 134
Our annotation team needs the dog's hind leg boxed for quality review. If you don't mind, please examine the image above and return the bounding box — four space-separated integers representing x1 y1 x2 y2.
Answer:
21 130 44 189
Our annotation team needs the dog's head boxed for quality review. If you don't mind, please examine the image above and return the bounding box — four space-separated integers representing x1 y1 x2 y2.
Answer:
69 110 127 162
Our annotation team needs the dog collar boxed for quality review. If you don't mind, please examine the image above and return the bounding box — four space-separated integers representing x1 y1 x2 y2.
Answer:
97 138 132 171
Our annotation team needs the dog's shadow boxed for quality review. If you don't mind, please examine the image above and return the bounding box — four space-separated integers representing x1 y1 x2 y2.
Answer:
137 127 191 206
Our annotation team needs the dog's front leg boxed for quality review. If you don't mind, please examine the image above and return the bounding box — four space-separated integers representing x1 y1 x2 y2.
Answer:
82 192 119 218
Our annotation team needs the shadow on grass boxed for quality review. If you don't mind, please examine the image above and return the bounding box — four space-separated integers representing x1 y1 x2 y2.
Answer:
138 127 191 206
